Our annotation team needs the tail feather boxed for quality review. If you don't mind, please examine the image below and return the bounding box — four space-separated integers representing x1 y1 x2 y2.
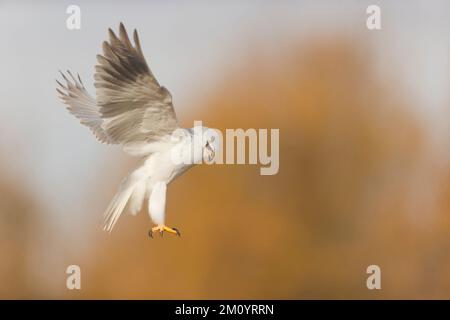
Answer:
103 186 135 232
103 166 147 232
127 180 146 216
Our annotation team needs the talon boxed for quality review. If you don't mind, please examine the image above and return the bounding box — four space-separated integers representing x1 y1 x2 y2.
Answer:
149 225 181 238
172 227 181 237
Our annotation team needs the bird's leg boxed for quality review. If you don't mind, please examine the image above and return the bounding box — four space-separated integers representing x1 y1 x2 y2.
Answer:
148 225 181 238
147 181 181 238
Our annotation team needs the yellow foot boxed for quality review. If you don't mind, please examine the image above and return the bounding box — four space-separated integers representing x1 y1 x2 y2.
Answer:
148 225 181 238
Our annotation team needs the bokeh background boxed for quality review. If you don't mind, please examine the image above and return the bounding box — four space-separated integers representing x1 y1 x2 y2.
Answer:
0 0 449 299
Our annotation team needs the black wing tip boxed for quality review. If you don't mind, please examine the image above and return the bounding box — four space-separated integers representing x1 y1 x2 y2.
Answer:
57 69 85 90
108 27 118 41
119 21 126 30
118 22 133 47
133 28 139 42
107 22 141 50
119 22 131 37
109 22 126 37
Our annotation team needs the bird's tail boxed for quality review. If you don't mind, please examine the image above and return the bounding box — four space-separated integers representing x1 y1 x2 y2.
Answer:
103 166 147 232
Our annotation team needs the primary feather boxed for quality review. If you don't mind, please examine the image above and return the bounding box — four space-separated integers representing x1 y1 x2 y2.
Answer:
57 22 179 151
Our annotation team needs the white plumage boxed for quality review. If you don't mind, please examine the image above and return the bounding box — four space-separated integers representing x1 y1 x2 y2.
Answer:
56 23 216 235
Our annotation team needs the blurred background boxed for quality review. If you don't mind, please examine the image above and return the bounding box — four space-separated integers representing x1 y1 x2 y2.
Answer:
0 0 449 299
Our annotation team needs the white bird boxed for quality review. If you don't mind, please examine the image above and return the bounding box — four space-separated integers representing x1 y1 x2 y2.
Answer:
56 23 216 237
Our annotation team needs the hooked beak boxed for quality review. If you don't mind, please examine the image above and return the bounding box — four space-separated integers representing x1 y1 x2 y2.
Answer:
206 143 215 162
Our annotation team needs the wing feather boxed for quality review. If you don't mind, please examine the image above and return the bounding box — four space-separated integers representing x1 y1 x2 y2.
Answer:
56 22 179 148
56 71 112 144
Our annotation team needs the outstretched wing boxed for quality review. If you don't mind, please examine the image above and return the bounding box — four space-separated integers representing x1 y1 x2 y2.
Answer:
57 71 113 144
57 22 179 147
95 23 179 144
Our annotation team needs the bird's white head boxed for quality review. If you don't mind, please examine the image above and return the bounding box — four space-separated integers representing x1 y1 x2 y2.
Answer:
190 125 218 164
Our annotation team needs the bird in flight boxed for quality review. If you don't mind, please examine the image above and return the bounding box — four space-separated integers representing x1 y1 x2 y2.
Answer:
56 23 216 238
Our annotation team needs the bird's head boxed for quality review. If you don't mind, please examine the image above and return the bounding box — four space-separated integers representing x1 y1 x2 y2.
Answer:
202 128 217 162
190 125 219 163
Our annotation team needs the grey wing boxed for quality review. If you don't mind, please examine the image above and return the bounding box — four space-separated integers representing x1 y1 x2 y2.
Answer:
95 23 179 144
56 71 112 144
56 23 179 146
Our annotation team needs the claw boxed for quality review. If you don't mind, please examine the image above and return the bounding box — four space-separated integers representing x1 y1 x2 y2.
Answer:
172 227 181 236
148 225 181 239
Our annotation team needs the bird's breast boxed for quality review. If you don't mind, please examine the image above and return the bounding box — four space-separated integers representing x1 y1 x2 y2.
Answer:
143 150 193 185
